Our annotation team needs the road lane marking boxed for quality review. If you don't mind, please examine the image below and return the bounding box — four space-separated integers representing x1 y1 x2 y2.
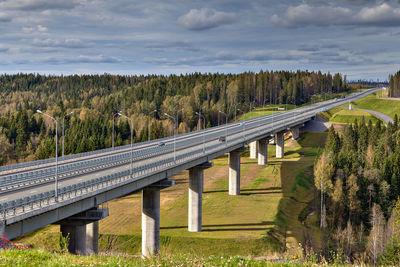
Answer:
29 190 37 193
0 197 8 201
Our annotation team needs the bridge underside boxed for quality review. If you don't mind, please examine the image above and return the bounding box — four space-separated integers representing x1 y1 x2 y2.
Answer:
2 119 309 256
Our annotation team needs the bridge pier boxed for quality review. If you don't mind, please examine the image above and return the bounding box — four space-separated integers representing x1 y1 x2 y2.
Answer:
229 147 246 195
249 141 257 159
276 132 284 159
257 138 269 165
188 162 213 232
142 179 174 257
291 127 300 140
59 207 108 255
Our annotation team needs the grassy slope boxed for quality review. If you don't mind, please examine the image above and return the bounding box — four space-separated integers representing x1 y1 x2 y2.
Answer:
352 91 400 118
19 131 325 258
330 109 381 124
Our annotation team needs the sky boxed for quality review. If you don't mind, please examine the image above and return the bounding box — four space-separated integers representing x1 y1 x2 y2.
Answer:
0 0 400 81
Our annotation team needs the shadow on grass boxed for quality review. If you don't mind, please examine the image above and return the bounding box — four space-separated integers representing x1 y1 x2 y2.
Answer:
204 187 282 194
161 221 274 231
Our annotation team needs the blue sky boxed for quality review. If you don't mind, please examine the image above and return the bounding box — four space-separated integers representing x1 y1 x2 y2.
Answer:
0 0 399 80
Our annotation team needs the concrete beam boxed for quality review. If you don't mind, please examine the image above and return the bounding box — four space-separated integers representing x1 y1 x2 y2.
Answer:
229 150 241 195
276 132 284 159
249 141 257 159
257 138 268 165
188 162 213 232
142 179 174 257
291 127 300 140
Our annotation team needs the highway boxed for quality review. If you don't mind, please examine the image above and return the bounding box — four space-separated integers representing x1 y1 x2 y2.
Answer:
0 88 380 221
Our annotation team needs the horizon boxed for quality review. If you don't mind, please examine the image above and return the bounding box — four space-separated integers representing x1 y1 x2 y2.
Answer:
0 1 399 81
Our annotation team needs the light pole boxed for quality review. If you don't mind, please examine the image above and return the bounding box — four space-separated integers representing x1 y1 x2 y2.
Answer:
195 112 206 154
62 111 74 158
219 110 228 146
164 113 176 163
250 101 256 119
148 109 157 142
112 111 121 149
118 113 133 175
37 110 59 202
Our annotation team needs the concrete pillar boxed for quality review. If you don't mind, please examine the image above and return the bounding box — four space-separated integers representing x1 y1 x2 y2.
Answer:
249 141 257 159
257 138 268 165
142 186 160 257
86 221 99 255
229 150 241 195
291 127 300 140
188 167 203 232
60 223 87 255
276 132 284 159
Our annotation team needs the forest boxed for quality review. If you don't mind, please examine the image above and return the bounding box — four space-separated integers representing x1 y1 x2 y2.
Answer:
314 118 400 264
389 71 400 97
0 71 348 164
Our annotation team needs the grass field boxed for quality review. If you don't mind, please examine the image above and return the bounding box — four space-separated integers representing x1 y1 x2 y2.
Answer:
330 109 381 125
18 131 326 257
352 91 400 118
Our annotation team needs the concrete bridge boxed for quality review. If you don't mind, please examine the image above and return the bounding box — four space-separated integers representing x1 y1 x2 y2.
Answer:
0 88 379 256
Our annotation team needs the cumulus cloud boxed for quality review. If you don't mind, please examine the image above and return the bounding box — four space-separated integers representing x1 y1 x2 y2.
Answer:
271 3 400 28
22 25 47 34
270 4 353 28
178 8 236 31
0 0 77 11
32 38 91 49
0 12 12 22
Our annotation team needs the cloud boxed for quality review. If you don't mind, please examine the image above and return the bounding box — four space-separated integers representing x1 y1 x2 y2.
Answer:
145 41 200 52
0 0 77 11
271 3 400 28
32 38 91 49
270 4 353 28
178 8 237 31
38 55 125 65
0 12 12 22
22 25 47 34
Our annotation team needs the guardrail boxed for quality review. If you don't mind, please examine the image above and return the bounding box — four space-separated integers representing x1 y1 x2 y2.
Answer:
0 88 379 222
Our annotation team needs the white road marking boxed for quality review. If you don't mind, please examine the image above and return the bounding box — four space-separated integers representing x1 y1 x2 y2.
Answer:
29 190 37 193
0 197 8 201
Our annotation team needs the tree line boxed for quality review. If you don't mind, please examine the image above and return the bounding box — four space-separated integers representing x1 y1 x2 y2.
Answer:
314 118 400 264
0 71 348 164
389 71 400 97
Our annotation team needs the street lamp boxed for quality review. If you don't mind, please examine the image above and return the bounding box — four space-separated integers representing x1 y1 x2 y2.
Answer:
164 113 176 163
219 110 228 146
250 101 256 119
148 110 157 142
195 112 206 154
62 111 74 158
112 111 121 149
176 108 184 134
118 113 133 176
37 110 59 202
237 109 245 140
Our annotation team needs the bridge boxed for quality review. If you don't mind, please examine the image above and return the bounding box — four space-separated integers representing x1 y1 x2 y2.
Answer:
0 88 379 256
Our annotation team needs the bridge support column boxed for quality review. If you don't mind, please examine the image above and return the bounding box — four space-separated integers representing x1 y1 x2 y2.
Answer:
188 162 213 232
249 141 257 159
257 138 268 165
142 179 174 257
229 147 247 195
86 221 99 255
59 207 108 255
276 132 284 159
291 127 300 140
269 136 276 145
61 223 87 255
